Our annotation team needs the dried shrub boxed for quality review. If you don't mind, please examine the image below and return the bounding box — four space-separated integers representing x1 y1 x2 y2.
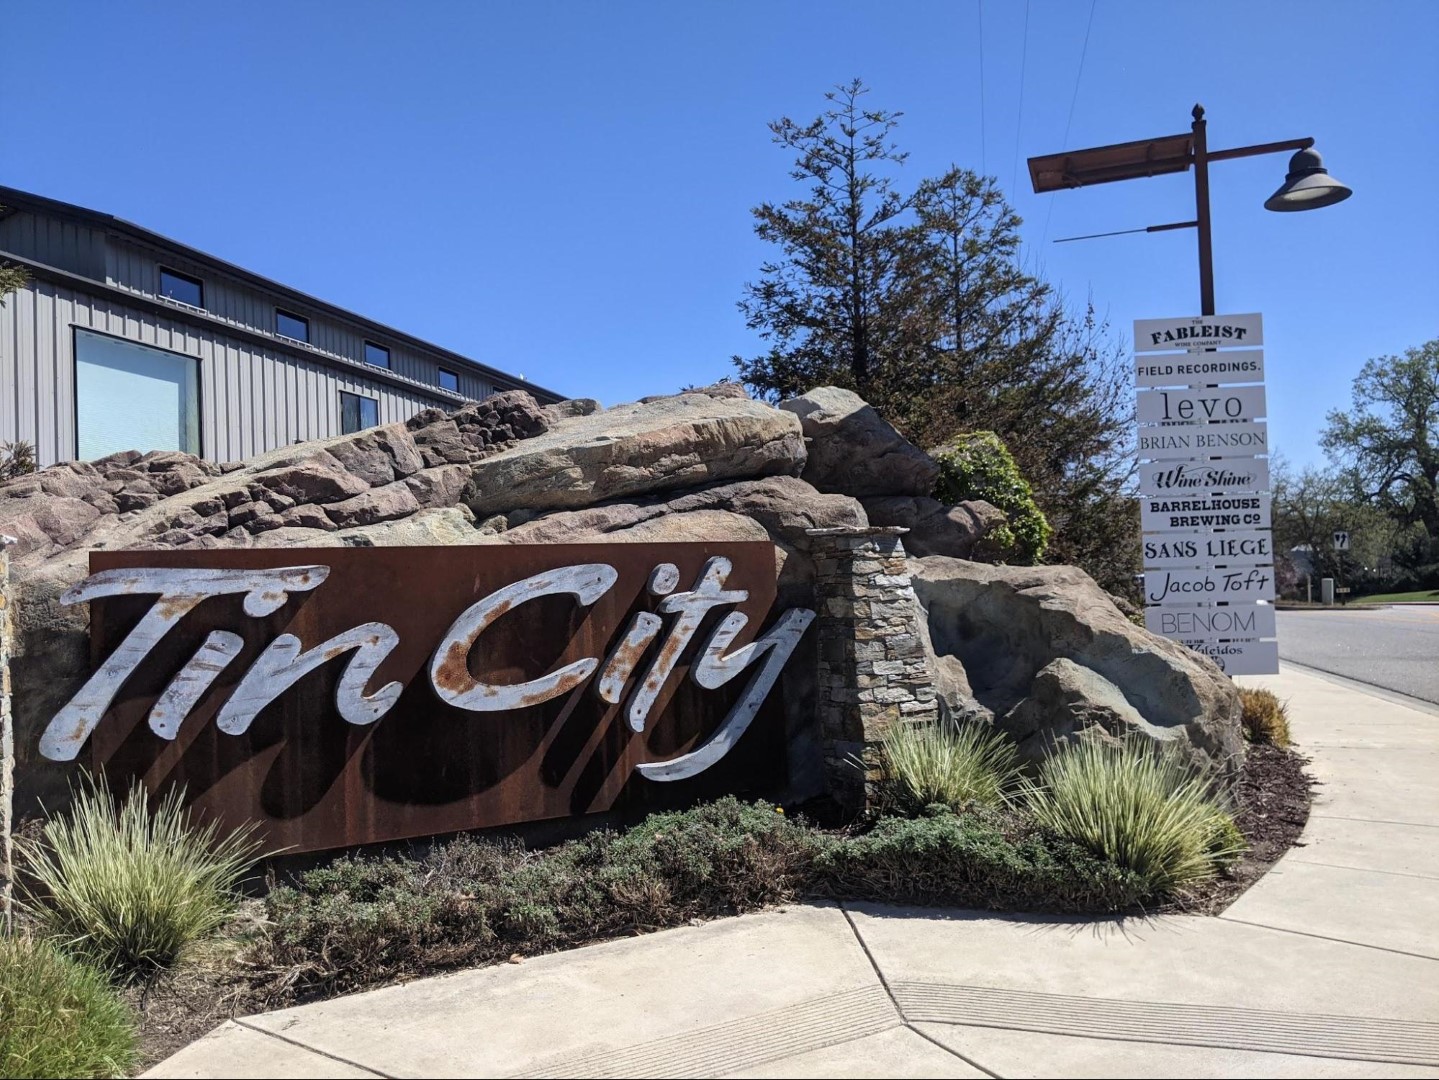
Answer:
1239 688 1292 747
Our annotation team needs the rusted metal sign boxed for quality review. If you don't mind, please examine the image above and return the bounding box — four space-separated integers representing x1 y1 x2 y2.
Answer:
40 543 812 853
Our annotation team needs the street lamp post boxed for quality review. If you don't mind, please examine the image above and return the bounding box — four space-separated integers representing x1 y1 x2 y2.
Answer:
1027 104 1351 316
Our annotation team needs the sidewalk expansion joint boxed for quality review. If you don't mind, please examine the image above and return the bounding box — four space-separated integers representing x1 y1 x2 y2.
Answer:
891 982 1439 1067
1216 915 1439 962
1311 813 1439 830
231 1018 392 1078
839 903 1001 1080
1286 857 1439 882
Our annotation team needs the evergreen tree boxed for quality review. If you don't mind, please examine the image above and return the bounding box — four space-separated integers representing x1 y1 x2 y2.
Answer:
735 82 1136 593
734 79 931 406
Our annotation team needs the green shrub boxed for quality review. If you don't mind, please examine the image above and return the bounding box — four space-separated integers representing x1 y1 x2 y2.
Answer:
0 935 137 1079
878 719 1021 815
1022 739 1244 896
1239 688 1291 747
931 431 1052 563
811 807 1146 912
19 780 262 982
260 798 816 995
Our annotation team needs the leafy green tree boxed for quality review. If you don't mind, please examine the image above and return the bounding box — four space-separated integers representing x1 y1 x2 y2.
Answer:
1322 340 1439 539
1271 456 1408 593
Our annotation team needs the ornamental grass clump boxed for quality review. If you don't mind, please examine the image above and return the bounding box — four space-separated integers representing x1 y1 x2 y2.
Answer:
0 935 137 1079
19 779 262 982
1022 738 1244 897
1239 687 1291 747
878 719 1022 815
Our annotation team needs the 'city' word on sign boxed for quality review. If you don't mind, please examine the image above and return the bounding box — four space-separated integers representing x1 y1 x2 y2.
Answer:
47 544 812 853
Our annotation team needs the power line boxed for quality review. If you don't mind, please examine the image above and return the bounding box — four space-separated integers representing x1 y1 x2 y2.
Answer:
1010 0 1031 197
977 0 987 175
1042 0 1099 245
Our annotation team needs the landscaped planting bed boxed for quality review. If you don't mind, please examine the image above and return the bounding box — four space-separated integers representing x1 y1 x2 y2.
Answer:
4 723 1313 1076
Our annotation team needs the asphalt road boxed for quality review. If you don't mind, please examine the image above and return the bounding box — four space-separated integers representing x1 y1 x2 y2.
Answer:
1277 606 1439 705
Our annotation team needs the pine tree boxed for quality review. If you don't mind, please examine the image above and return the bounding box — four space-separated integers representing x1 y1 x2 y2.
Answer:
735 82 1137 593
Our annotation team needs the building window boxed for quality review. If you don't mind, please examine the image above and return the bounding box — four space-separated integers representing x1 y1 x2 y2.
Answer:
74 329 199 459
438 368 460 393
340 390 379 434
276 309 309 342
159 267 204 308
364 341 391 369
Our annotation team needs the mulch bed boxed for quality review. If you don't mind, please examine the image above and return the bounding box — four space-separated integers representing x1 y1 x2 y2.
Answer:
125 741 1315 1071
1164 741 1316 915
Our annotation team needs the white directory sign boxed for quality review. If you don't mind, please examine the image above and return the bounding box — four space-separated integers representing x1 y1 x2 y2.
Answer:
1136 385 1267 425
1138 458 1271 498
1134 312 1277 675
1142 494 1271 533
1183 639 1280 677
1145 604 1278 642
1138 421 1268 460
1144 566 1276 605
1143 530 1274 570
1135 350 1265 388
1134 313 1263 352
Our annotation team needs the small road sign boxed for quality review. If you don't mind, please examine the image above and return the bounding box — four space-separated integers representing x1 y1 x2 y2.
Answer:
1333 530 1352 551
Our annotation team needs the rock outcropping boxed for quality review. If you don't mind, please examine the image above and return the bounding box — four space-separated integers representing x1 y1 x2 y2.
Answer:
911 557 1244 774
1 381 1243 807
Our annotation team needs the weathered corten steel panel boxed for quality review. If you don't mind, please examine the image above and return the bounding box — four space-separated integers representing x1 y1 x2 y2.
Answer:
82 543 793 853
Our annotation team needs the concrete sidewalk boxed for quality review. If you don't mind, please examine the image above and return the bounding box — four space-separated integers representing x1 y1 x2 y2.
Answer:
148 665 1439 1079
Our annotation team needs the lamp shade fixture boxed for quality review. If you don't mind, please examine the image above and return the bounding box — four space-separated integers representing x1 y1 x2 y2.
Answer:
1264 147 1352 212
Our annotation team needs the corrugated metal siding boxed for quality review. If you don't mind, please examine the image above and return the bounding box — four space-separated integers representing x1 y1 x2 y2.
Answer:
0 210 106 279
0 278 455 467
104 236 500 402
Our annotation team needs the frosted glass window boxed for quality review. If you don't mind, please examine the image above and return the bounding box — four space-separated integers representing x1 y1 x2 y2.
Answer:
74 330 199 460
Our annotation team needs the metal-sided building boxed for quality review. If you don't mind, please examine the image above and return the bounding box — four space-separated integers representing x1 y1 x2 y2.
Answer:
0 185 561 468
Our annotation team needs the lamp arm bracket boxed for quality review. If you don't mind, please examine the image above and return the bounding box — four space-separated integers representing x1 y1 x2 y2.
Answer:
1206 137 1315 163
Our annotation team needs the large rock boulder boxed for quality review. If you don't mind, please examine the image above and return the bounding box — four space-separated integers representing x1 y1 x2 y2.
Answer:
861 496 1006 558
778 386 938 497
464 391 806 517
910 556 1243 775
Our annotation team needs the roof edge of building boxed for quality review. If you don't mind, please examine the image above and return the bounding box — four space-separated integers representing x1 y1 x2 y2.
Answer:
0 184 567 404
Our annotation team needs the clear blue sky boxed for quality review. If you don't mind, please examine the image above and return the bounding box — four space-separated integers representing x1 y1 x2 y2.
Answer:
3 1 1435 467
